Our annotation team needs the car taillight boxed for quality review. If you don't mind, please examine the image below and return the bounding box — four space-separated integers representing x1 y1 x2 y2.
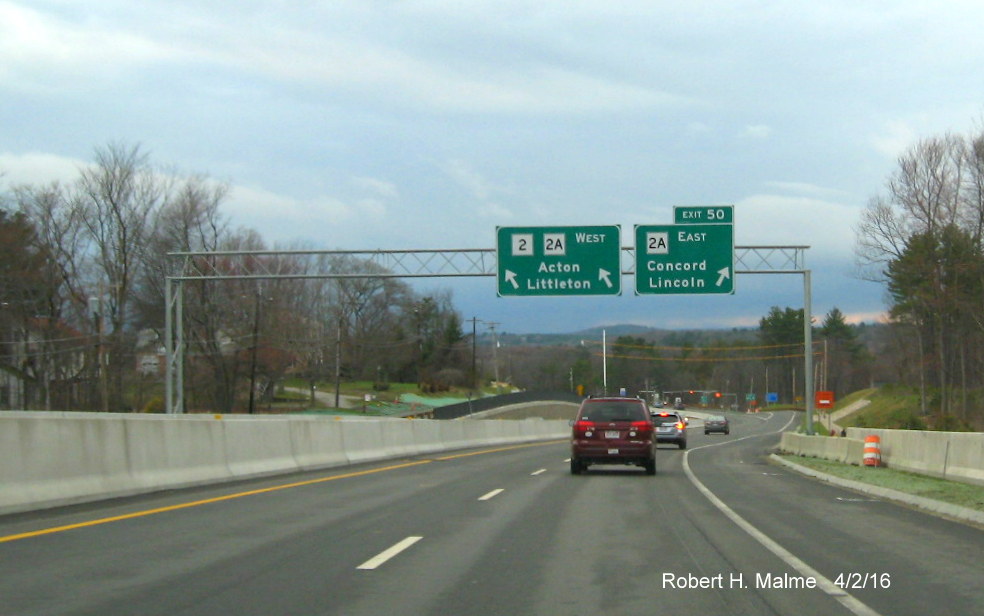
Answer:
676 422 685 430
574 420 595 436
631 420 652 433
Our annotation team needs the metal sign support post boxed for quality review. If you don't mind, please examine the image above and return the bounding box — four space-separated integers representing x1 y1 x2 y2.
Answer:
803 269 814 435
164 276 184 415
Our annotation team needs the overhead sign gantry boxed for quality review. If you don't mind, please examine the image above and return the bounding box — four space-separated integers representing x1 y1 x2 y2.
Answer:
166 206 816 433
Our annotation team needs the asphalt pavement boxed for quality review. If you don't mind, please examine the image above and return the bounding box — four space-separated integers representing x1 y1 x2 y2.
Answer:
1 411 981 616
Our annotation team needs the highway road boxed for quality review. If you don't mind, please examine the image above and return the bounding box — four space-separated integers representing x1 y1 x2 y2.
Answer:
1 411 982 615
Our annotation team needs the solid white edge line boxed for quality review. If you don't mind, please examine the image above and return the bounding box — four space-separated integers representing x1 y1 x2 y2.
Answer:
683 412 884 616
356 536 423 570
478 488 505 501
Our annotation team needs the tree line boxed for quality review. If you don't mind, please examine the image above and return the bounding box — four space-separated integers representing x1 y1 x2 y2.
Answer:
497 306 871 410
0 143 467 413
856 123 984 429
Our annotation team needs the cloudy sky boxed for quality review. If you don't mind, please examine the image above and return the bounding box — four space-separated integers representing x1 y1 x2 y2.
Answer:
3 1 984 333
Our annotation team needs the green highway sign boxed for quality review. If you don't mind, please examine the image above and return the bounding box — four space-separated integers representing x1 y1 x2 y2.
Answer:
634 223 734 295
496 226 622 296
674 205 733 225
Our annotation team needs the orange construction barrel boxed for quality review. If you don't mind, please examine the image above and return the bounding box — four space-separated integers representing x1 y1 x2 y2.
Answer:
863 435 881 467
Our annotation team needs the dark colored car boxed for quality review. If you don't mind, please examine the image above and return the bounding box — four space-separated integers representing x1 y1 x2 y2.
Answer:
652 411 687 449
704 415 730 435
570 397 656 475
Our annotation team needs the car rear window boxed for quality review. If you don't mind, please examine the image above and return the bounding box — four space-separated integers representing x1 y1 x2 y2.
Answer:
653 415 681 425
579 401 646 422
708 416 725 422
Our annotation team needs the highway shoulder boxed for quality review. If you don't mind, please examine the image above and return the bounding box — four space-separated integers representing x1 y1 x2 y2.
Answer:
770 454 984 528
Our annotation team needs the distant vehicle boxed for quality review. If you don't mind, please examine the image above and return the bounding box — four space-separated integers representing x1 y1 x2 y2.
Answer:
673 396 685 410
570 397 656 475
652 411 687 449
704 415 730 435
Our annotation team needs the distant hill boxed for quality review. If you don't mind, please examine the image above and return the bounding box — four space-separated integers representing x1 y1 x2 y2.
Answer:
484 324 760 347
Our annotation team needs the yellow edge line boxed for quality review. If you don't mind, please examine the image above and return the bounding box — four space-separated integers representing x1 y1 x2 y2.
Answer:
0 439 566 544
0 460 431 544
434 440 566 461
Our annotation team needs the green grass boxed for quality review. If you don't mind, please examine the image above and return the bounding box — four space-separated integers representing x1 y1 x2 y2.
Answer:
841 384 928 430
778 455 984 512
281 379 504 404
833 387 878 410
801 419 831 436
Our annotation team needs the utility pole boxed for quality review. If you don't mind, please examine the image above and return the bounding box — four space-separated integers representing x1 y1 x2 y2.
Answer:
334 317 342 409
248 290 261 415
486 321 501 387
602 329 608 395
468 316 480 392
89 294 109 413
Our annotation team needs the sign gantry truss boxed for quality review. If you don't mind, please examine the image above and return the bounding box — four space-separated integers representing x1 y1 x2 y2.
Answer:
168 246 808 280
165 245 815 432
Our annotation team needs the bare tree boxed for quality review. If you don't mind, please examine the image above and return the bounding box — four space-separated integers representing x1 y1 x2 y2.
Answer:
857 129 984 426
72 142 170 410
11 183 91 409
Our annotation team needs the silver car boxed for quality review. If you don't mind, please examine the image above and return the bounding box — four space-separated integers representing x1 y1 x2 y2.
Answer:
704 415 730 435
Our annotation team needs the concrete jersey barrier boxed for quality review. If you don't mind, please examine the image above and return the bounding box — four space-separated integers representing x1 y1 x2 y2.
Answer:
779 429 984 488
847 427 984 487
0 413 569 515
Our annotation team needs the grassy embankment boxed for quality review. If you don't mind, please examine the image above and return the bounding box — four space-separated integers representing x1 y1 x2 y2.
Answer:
275 380 503 415
782 385 984 513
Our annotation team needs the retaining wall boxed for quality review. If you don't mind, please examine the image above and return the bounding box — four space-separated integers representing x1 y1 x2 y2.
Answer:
0 413 569 515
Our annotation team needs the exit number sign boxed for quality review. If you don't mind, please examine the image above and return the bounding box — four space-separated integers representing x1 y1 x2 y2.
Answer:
674 205 733 224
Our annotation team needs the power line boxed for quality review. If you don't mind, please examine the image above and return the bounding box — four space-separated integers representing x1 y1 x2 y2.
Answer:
597 351 824 363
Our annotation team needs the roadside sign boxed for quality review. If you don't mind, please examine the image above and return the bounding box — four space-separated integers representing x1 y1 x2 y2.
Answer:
815 391 835 409
766 392 779 403
496 226 622 296
634 223 734 294
674 205 734 225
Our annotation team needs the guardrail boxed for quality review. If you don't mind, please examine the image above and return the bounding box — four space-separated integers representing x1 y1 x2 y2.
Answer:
0 412 569 515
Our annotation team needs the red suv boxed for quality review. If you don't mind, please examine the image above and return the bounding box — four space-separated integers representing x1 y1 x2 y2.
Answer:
570 397 656 475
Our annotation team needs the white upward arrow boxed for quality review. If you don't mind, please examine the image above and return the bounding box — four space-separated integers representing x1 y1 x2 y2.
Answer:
599 268 613 288
504 270 519 289
716 267 731 287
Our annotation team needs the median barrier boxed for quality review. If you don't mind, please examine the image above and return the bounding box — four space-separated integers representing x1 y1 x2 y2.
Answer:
409 419 445 455
289 419 348 471
339 420 388 464
0 416 133 513
124 416 229 490
222 418 298 478
469 419 499 447
380 420 422 459
437 420 470 451
0 413 572 515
